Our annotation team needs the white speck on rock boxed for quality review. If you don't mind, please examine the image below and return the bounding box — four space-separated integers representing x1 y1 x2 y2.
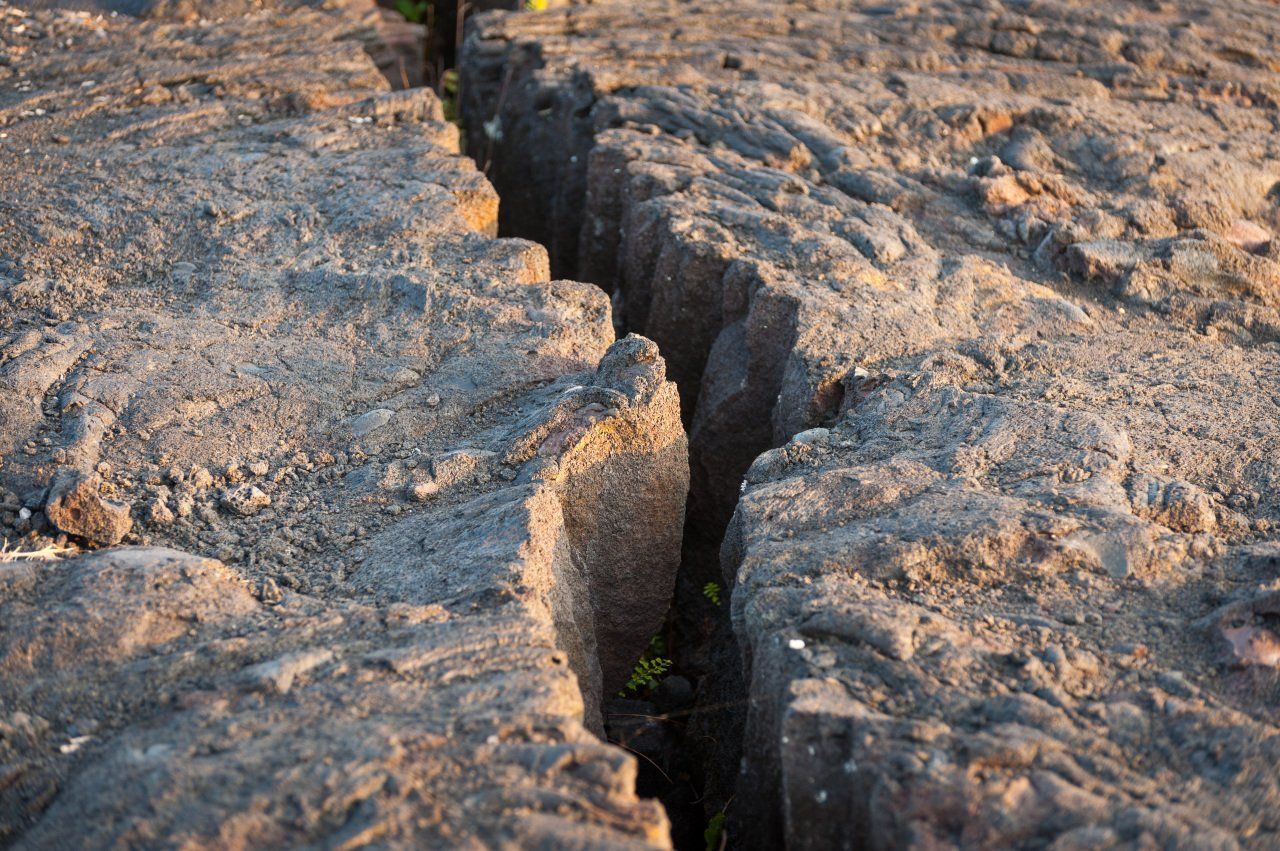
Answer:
59 735 92 754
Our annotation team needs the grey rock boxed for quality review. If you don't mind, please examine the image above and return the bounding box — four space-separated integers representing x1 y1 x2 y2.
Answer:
351 408 395 439
219 484 271 517
240 649 333 694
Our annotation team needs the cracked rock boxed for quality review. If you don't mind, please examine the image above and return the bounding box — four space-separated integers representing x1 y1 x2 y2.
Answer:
0 3 686 848
465 1 1280 847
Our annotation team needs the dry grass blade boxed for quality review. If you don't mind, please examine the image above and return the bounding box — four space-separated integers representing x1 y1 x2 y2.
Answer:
0 540 78 563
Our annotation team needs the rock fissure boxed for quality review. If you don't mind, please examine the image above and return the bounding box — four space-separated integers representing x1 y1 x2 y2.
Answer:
461 2 1280 849
6 0 1280 848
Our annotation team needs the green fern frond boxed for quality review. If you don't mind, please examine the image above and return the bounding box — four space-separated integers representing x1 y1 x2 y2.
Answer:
618 635 672 696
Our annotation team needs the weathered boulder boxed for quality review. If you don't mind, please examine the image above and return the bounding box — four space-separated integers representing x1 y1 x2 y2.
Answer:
723 358 1280 848
0 3 685 847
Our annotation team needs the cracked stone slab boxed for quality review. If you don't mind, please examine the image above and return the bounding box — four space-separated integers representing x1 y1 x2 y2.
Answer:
462 0 1280 534
462 1 1280 847
723 346 1280 848
0 3 685 847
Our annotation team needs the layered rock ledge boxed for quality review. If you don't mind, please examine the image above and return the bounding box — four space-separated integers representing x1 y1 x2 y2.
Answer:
463 1 1280 847
0 4 686 847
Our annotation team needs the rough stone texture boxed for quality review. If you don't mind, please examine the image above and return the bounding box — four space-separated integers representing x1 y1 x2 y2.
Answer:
0 3 686 847
462 1 1280 847
15 0 428 88
42 469 133 545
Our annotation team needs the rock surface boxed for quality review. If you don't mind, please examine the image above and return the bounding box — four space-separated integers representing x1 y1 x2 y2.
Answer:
16 0 428 88
462 1 1280 847
42 469 133 545
0 3 686 847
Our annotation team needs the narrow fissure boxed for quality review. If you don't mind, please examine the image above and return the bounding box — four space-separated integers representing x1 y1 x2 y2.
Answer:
0 3 691 845
18 1 1276 847
459 44 761 850
447 8 1280 849
375 4 1280 849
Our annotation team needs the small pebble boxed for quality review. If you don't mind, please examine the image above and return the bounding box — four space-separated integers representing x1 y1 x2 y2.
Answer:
353 409 395 438
220 484 270 517
408 481 440 502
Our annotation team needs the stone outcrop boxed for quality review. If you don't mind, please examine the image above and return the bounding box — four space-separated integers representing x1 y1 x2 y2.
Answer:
462 1 1280 847
0 3 686 847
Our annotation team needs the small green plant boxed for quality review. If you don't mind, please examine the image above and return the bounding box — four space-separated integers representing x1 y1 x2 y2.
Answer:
525 0 548 9
393 0 430 23
704 811 727 851
622 656 672 694
440 68 460 125
619 635 672 696
702 581 722 605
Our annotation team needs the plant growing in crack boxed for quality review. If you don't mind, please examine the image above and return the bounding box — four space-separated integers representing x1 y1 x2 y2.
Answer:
393 0 431 23
704 810 727 851
619 634 672 696
440 69 461 125
702 581 722 605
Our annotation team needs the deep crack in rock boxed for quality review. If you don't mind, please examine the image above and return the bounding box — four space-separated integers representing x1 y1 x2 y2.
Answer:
462 1 1280 848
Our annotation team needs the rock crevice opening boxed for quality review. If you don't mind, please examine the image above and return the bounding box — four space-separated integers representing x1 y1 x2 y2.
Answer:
462 2 1280 848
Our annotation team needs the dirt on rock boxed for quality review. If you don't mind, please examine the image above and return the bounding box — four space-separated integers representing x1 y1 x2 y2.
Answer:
0 3 686 847
462 1 1280 848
